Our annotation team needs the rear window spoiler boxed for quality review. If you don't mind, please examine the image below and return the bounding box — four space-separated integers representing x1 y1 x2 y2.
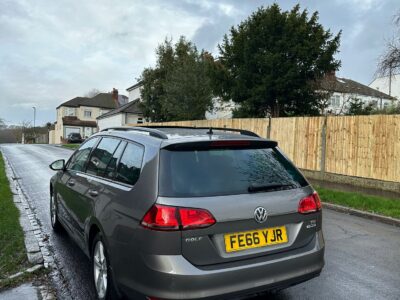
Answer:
162 140 278 150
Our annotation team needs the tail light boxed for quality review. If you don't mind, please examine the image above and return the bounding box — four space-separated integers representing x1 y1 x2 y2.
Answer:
210 140 251 147
141 204 216 231
141 205 179 230
298 192 322 214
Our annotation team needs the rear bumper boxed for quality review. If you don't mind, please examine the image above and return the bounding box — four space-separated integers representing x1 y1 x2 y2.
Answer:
119 230 325 299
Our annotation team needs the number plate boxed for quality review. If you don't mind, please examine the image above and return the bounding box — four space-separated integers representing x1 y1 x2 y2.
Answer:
224 226 288 253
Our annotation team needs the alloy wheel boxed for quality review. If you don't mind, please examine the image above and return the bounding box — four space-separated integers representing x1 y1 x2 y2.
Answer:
50 194 57 227
93 240 108 299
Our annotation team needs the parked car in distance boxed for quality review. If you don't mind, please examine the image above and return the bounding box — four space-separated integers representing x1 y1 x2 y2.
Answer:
49 126 324 300
67 132 83 143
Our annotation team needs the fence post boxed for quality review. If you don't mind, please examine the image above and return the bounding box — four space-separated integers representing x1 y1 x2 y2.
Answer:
267 116 272 139
320 115 328 174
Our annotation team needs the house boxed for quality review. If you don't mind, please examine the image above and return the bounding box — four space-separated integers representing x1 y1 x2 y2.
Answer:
95 82 145 130
126 81 143 101
320 75 396 114
207 74 396 118
369 74 400 100
125 80 236 120
205 98 237 120
97 100 144 131
51 89 128 144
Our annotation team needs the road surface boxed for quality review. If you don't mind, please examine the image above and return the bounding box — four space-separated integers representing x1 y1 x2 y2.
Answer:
1 144 399 300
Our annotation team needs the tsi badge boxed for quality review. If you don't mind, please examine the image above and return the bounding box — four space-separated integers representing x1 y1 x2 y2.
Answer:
254 207 268 223
306 219 317 229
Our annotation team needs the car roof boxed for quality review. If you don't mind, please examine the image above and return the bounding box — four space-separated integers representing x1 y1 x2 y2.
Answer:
95 126 277 148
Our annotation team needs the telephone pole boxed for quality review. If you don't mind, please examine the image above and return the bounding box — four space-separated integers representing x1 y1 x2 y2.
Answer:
32 106 36 143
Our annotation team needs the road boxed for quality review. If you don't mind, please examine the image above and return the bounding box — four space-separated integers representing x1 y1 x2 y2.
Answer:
1 144 399 300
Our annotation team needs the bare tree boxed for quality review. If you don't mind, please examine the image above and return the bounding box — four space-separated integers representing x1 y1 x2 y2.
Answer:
84 88 102 98
377 11 400 77
0 117 6 129
338 95 364 115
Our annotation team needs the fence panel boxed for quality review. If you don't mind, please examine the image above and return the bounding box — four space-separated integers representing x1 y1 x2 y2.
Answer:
133 114 400 182
270 117 323 171
325 115 400 182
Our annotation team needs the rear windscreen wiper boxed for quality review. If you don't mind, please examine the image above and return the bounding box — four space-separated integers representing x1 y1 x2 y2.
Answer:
248 183 296 193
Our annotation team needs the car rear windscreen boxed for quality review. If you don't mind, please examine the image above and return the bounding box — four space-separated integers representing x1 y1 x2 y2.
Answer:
159 147 308 197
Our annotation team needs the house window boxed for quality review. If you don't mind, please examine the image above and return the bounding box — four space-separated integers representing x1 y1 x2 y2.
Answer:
65 107 75 116
329 95 341 107
84 110 92 118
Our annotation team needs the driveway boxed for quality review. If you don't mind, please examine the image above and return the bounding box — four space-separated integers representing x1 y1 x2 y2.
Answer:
1 144 399 300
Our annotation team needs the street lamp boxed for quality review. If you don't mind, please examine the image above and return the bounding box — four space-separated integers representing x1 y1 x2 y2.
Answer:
32 106 36 143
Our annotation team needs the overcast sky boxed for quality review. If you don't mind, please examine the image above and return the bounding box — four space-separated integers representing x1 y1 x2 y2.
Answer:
0 0 398 125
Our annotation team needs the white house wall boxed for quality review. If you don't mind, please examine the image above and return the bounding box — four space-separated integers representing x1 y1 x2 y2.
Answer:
98 114 124 131
126 113 144 124
369 74 400 100
128 87 142 102
325 92 395 115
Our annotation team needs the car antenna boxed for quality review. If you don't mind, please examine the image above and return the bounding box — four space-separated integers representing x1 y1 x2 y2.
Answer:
207 127 213 135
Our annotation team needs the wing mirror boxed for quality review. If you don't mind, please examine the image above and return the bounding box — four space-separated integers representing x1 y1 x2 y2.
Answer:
49 159 65 171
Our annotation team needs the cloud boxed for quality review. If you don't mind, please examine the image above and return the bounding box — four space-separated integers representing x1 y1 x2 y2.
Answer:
0 0 398 125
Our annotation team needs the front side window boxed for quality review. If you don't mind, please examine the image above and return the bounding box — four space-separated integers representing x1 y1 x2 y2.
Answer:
67 137 99 172
115 143 144 185
86 137 121 177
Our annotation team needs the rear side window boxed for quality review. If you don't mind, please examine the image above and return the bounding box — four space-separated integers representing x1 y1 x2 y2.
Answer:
86 137 121 177
103 141 127 179
67 137 99 172
159 147 307 197
114 143 144 185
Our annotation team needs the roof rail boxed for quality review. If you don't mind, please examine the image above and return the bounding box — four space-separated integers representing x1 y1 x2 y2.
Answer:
141 125 260 138
101 127 168 139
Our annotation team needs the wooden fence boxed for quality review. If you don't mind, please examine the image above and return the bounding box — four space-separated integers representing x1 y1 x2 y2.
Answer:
132 114 400 183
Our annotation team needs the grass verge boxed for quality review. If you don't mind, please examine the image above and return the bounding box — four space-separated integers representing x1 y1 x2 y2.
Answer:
316 186 400 219
61 144 80 150
0 153 29 280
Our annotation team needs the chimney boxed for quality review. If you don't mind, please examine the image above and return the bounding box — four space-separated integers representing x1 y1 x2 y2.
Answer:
112 88 119 107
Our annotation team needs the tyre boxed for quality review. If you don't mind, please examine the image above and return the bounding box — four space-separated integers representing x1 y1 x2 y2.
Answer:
91 233 119 300
50 191 63 232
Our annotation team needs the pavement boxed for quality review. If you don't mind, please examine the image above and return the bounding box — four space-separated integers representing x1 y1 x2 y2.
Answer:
0 144 399 300
0 283 39 300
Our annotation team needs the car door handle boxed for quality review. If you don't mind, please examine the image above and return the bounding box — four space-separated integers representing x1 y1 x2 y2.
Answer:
67 180 75 186
89 190 98 197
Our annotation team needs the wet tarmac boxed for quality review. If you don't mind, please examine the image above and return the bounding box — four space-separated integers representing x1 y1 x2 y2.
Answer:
1 144 399 300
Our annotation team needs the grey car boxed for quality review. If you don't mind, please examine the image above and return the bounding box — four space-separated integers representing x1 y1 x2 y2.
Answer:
49 126 324 300
67 132 83 143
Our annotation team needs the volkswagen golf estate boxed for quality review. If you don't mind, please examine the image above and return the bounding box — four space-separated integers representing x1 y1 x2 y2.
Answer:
49 126 324 300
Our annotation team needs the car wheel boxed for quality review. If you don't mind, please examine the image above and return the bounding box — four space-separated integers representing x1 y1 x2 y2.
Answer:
92 233 118 300
50 192 62 232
